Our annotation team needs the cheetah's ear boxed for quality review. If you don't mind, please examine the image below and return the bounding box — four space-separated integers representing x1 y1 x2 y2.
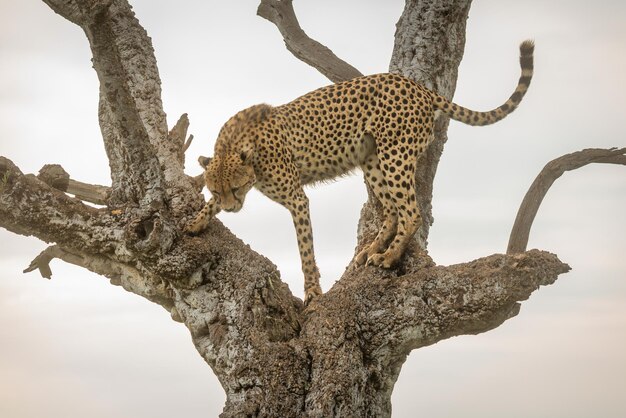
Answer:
257 104 272 122
239 148 254 165
248 104 272 124
198 156 212 169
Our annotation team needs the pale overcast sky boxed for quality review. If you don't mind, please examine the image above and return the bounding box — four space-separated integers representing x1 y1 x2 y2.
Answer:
0 1 625 417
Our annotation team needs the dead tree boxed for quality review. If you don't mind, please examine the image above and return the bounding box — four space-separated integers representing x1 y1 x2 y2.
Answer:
0 0 622 416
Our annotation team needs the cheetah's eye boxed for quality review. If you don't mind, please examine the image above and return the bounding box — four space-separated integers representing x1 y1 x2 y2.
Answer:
231 187 240 194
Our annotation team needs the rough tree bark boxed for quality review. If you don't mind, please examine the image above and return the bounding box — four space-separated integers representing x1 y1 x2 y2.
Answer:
4 0 613 417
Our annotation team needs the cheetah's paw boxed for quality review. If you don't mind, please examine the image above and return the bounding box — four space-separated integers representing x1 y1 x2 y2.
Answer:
184 220 204 235
304 285 323 306
355 247 370 266
365 253 394 269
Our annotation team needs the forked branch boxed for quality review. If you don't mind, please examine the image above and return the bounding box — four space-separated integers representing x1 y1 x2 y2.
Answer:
507 147 626 254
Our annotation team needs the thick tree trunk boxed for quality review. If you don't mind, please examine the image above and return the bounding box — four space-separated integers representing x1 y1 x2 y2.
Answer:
0 1 579 417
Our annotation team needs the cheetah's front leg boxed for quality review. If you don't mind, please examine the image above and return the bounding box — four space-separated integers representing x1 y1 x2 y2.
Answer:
184 197 221 234
284 192 322 305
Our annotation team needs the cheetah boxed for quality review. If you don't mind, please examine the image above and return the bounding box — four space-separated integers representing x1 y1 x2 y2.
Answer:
186 40 535 304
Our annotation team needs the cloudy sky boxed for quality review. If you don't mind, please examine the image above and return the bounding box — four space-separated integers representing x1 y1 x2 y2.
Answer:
1 0 625 417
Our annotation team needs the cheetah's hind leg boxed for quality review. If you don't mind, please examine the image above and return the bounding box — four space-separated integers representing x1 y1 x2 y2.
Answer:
355 154 398 266
366 148 421 268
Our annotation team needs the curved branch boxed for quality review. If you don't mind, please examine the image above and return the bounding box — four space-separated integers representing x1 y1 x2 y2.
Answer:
507 147 626 254
257 0 363 83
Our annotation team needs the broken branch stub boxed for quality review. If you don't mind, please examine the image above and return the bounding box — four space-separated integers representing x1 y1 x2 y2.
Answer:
38 164 110 205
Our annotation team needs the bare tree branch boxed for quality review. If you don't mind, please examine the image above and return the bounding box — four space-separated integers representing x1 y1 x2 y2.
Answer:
169 113 192 164
66 179 110 205
23 245 70 279
42 0 114 25
166 113 200 188
257 0 363 83
38 164 110 205
0 156 114 248
507 147 626 254
1 156 180 277
183 134 195 153
22 244 177 316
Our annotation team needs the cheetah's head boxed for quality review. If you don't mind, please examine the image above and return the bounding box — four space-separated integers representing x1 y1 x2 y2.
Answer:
199 149 255 213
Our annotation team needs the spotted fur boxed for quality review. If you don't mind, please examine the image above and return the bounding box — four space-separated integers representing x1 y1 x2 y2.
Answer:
186 40 535 304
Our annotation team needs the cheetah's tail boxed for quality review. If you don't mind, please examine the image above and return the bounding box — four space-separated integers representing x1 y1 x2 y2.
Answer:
432 40 534 126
